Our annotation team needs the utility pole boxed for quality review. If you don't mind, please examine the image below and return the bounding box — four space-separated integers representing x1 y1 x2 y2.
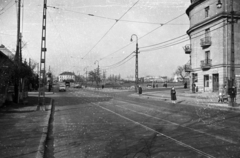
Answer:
38 0 47 110
130 34 139 92
229 0 235 107
14 0 21 103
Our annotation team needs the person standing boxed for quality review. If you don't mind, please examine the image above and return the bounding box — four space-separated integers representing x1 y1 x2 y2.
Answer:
171 87 177 104
138 85 142 96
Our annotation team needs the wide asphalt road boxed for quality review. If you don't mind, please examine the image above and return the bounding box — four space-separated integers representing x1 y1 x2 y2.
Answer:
45 87 240 158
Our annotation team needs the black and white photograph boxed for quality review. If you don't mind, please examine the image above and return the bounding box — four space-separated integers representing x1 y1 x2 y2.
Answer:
1 0 240 157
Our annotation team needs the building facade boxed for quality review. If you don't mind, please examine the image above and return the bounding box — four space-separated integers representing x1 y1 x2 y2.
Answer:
185 0 240 92
59 72 75 82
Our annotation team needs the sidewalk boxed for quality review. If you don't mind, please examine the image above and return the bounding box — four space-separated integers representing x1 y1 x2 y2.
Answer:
131 88 240 111
0 93 52 158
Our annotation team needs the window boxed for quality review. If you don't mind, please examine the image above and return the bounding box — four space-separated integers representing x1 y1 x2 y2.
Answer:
205 28 210 37
204 75 209 87
193 73 198 83
205 51 210 61
205 6 209 18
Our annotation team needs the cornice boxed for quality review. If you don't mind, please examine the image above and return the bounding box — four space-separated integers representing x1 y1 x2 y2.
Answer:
186 0 206 16
187 12 229 35
187 12 240 35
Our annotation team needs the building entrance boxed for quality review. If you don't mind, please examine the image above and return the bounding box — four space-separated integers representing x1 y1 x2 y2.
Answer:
213 74 219 92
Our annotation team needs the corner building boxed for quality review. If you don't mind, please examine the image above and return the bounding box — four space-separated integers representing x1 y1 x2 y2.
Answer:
185 0 240 92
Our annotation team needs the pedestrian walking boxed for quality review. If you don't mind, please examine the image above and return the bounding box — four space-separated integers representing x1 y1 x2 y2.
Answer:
170 87 177 104
218 87 224 102
138 85 142 96
184 82 187 88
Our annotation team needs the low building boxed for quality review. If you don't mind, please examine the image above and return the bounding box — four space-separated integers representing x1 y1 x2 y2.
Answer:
0 45 14 106
58 72 75 82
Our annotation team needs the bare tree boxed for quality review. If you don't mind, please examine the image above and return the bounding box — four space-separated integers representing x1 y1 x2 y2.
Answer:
173 65 190 82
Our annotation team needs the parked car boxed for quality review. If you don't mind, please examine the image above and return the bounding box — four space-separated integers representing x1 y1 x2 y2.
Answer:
74 84 82 88
59 85 66 92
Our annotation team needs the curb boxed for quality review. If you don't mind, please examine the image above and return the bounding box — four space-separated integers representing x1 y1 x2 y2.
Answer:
36 98 54 158
130 93 240 111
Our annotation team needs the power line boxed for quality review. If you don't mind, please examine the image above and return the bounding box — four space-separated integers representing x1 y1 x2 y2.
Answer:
140 20 227 52
0 0 16 15
102 52 135 68
103 55 135 70
139 34 187 49
139 19 226 51
47 5 188 26
99 13 186 61
81 0 140 59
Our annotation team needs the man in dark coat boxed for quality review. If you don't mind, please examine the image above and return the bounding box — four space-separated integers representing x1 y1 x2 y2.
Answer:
171 87 177 104
138 85 142 96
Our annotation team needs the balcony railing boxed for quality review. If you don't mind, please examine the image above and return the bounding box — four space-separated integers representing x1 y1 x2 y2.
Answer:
200 36 211 48
184 64 192 72
183 44 191 54
201 59 212 70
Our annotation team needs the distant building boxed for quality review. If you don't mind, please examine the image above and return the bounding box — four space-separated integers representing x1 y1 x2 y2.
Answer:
59 72 75 82
185 0 240 92
144 76 167 82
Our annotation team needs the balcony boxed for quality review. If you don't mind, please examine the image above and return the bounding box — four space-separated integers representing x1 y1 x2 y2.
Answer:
200 36 211 48
201 59 212 70
184 64 193 72
183 44 191 54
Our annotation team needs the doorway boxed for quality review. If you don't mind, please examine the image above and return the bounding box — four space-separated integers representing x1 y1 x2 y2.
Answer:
213 74 219 92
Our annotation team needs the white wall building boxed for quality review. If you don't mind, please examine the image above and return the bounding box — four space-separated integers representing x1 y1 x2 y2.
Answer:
59 72 75 82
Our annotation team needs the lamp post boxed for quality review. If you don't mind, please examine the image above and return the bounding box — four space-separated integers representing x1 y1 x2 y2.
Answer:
94 60 100 88
130 34 139 93
84 66 88 85
216 0 222 8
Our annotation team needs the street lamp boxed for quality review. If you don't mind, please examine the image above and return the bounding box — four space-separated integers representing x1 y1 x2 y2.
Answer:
216 0 222 8
94 60 100 88
84 66 88 83
130 34 139 93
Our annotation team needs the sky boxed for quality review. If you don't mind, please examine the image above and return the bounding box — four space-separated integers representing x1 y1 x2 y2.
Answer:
0 0 191 79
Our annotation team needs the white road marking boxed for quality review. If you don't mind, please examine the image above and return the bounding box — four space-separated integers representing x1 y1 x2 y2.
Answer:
94 103 216 158
113 103 238 145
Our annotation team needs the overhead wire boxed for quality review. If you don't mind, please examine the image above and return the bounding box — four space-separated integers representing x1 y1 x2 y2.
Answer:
47 5 188 26
99 12 186 61
98 1 235 61
80 0 140 59
0 0 15 15
139 34 187 49
103 55 135 70
140 20 227 52
102 51 135 68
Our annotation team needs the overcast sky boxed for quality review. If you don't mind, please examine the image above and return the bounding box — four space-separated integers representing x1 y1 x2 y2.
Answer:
0 0 191 78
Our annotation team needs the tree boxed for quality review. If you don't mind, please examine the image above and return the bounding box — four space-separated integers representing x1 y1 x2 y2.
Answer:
88 69 101 86
173 65 190 82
